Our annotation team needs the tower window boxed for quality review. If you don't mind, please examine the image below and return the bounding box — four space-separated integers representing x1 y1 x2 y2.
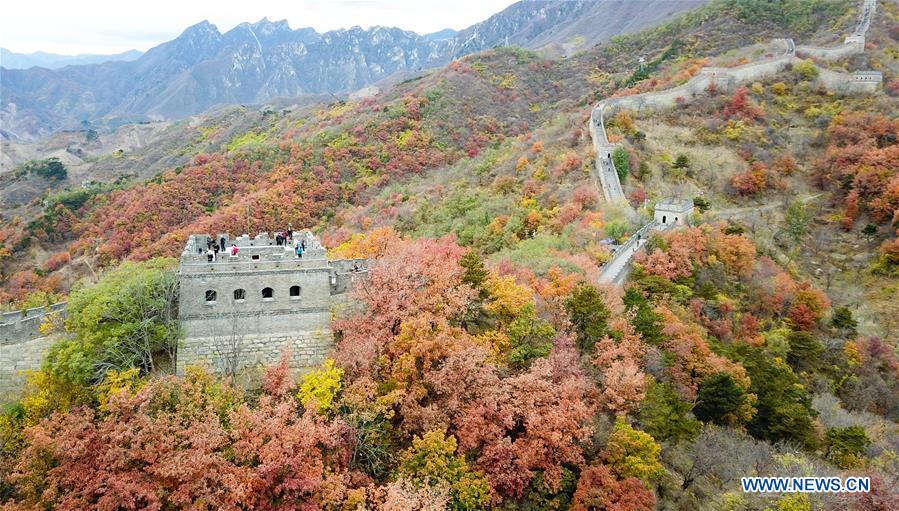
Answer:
233 289 246 301
262 287 274 300
205 290 217 304
252 254 260 260
290 285 301 298
662 215 667 224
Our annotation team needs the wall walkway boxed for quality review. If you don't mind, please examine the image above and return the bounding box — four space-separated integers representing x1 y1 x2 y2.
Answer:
589 0 879 287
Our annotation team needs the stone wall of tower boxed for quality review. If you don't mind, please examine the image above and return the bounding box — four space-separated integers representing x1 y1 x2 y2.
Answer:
176 232 365 376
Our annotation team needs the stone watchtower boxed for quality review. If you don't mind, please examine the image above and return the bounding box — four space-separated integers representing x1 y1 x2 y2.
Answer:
654 197 694 229
177 231 366 375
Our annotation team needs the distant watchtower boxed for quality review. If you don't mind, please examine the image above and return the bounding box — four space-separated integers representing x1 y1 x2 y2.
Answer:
177 231 366 376
654 197 694 229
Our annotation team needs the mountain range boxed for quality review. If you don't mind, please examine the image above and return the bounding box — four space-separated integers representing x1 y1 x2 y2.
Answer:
0 48 143 70
0 0 703 141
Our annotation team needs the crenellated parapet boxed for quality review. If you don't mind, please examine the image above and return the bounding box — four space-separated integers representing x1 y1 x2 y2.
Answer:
0 302 66 344
0 303 67 398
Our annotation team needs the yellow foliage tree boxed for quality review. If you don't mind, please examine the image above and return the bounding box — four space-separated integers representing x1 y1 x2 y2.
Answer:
484 274 532 322
330 226 401 259
614 111 635 134
766 494 810 511
297 359 343 415
94 367 144 412
602 418 664 483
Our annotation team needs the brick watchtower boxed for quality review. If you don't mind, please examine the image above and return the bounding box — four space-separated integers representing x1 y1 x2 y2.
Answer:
177 231 366 376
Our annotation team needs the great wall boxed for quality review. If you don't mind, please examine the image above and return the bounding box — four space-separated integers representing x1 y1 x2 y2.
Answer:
593 0 881 287
0 303 66 394
0 0 886 397
0 231 366 398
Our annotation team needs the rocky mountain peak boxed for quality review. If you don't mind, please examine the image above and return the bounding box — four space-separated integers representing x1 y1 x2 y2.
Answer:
1 0 705 140
251 17 291 35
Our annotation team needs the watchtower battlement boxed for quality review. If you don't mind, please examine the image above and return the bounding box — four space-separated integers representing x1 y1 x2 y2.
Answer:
177 231 367 377
182 231 328 269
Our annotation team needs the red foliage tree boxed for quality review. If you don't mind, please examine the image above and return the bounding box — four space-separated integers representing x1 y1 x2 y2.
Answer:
6 369 353 510
570 464 655 511
722 87 761 120
333 236 474 378
730 162 777 196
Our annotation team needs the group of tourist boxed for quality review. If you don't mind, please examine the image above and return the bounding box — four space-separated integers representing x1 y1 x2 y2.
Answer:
202 236 239 262
198 230 307 262
277 230 307 259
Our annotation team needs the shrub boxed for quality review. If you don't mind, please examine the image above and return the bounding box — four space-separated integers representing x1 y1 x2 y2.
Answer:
794 59 819 80
45 258 179 386
831 306 857 335
41 251 71 273
21 157 67 181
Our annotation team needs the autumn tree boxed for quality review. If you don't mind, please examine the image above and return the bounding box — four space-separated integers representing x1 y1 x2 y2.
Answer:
602 418 664 483
45 258 179 387
694 372 750 427
565 283 611 353
334 236 475 377
297 358 343 415
570 464 656 511
722 87 761 121
5 366 354 510
398 430 491 511
638 380 701 443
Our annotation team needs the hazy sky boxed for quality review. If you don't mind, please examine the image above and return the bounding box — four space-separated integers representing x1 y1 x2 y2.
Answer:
1 0 517 55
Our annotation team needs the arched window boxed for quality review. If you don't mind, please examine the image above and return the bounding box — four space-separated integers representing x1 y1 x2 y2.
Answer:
205 290 217 303
674 216 679 223
262 287 274 300
290 285 301 298
233 289 246 301
662 215 667 224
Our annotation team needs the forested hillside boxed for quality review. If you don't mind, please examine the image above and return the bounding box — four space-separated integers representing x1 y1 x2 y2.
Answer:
1 0 897 509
